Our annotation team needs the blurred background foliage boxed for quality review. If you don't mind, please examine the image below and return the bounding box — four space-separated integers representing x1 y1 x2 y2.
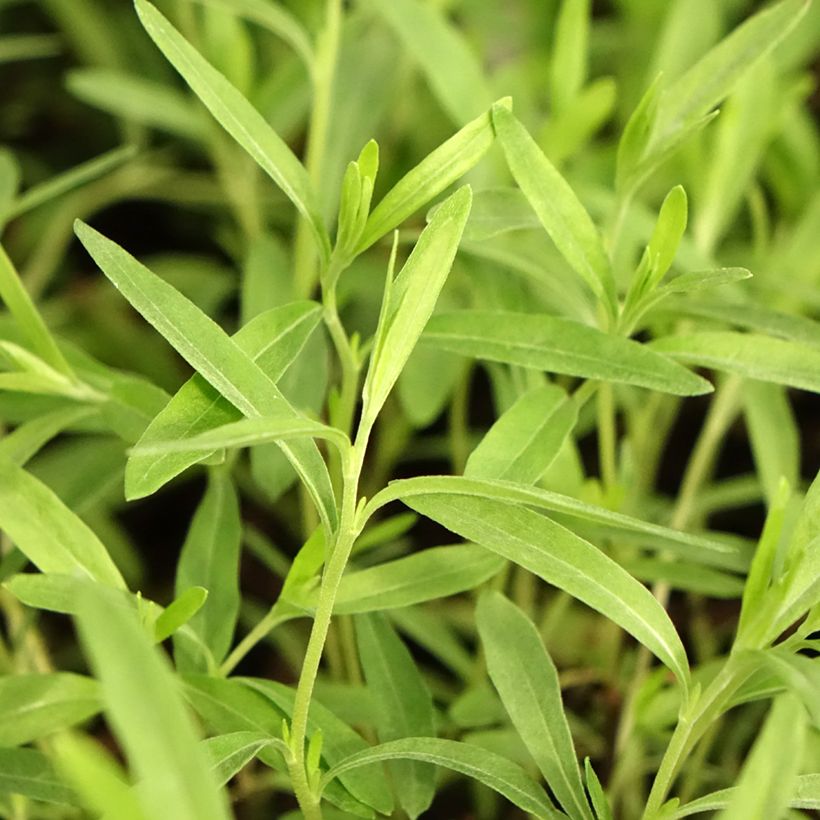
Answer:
1 0 820 817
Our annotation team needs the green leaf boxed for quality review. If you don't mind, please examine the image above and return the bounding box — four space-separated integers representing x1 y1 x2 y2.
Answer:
154 586 208 643
362 186 472 422
756 650 820 729
491 104 614 306
7 145 137 221
67 68 204 140
203 731 282 787
367 475 748 571
174 469 241 670
653 0 808 147
0 406 94 466
332 544 504 614
584 758 613 820
0 673 101 746
675 774 820 817
653 268 752 297
550 0 589 115
455 187 540 241
189 0 313 73
0 457 124 587
401 492 690 687
182 675 383 817
355 613 436 818
321 737 561 819
645 185 688 291
134 0 330 263
616 72 662 192
424 311 712 396
74 583 230 820
369 0 492 125
0 243 73 378
238 678 394 815
651 331 820 393
0 747 77 805
52 734 145 820
659 298 820 349
75 223 336 532
132 415 348 457
126 301 321 499
465 384 577 484
358 102 508 252
715 695 804 820
4 572 87 614
477 592 593 820
743 382 799 505
737 482 790 643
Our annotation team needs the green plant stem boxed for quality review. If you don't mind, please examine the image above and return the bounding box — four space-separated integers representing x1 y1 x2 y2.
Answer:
612 376 743 809
449 367 471 475
642 656 754 818
324 283 360 438
287 419 373 819
597 382 617 492
294 0 342 298
219 605 292 676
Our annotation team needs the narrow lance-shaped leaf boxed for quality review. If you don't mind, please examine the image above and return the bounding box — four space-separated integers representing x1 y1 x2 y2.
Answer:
477 592 593 820
331 544 505 614
174 468 242 671
7 144 138 220
465 384 578 484
0 747 78 806
0 243 73 377
188 0 314 73
0 673 101 746
320 737 562 819
67 69 205 140
403 492 690 687
743 381 799 505
154 586 208 643
365 475 748 571
715 695 805 820
369 0 492 126
651 331 820 394
675 774 820 817
74 583 231 820
134 0 330 263
424 310 712 396
0 456 125 587
550 0 589 114
652 0 809 148
362 185 472 422
356 613 436 818
491 103 615 307
52 734 145 820
126 301 322 500
132 416 348 458
75 222 337 533
358 102 508 252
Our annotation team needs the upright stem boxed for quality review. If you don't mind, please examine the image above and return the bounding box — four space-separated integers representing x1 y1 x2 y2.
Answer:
611 377 743 809
294 0 342 298
597 382 618 492
287 419 373 819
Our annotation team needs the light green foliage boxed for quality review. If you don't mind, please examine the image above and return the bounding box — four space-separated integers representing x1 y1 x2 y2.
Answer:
74 584 230 820
0 0 818 817
465 384 577 483
477 592 593 819
425 310 712 395
355 613 436 818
